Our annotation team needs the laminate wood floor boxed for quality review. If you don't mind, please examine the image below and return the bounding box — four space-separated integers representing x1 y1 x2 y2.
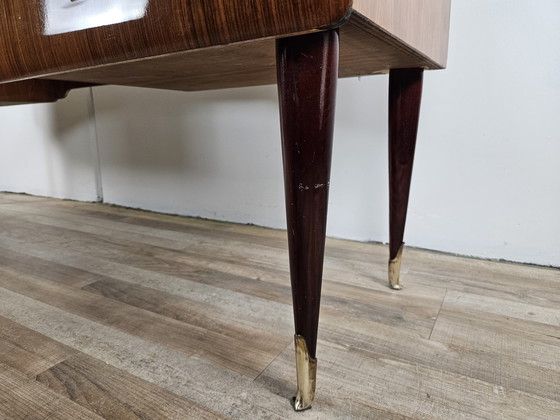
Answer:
0 192 558 419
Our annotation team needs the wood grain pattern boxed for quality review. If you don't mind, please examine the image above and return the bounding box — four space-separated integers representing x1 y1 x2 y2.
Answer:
0 246 114 288
1 193 558 419
0 263 279 379
40 17 437 92
0 315 75 377
81 277 290 352
0 207 443 349
36 354 223 419
259 338 560 420
0 362 104 419
0 1 449 97
0 286 296 419
0 0 352 83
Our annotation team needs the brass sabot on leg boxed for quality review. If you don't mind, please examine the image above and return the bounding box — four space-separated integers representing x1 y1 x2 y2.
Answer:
388 243 404 290
292 334 317 411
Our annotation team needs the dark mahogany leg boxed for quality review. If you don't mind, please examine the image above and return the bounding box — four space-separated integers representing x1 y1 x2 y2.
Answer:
388 68 424 290
276 30 339 411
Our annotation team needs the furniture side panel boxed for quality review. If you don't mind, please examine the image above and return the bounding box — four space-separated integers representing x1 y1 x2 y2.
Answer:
352 0 451 67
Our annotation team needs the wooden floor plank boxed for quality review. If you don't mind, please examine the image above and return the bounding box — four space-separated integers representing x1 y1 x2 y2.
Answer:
0 264 284 379
81 277 291 352
259 340 560 420
0 200 393 291
0 216 441 338
0 315 75 377
36 353 224 420
434 291 560 346
427 292 560 400
316 306 560 404
0 287 316 419
442 290 560 328
0 246 112 288
408 268 560 311
0 237 294 329
0 362 103 420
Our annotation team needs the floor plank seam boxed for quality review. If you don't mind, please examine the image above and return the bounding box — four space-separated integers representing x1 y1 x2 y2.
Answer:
253 339 293 383
428 289 447 341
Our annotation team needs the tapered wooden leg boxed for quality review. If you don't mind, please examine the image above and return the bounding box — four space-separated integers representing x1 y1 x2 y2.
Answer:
276 30 339 411
388 68 424 290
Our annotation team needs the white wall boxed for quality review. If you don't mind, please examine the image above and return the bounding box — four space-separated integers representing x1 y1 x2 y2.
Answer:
0 88 99 201
1 0 559 267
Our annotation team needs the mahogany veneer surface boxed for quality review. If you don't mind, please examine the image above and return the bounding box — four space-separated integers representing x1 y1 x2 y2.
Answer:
0 0 451 98
0 0 351 82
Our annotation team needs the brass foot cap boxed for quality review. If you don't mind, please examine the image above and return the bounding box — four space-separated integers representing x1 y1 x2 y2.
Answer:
292 335 317 411
388 243 404 290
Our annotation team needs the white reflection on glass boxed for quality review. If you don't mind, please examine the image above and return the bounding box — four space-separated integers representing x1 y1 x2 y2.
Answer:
43 0 149 35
